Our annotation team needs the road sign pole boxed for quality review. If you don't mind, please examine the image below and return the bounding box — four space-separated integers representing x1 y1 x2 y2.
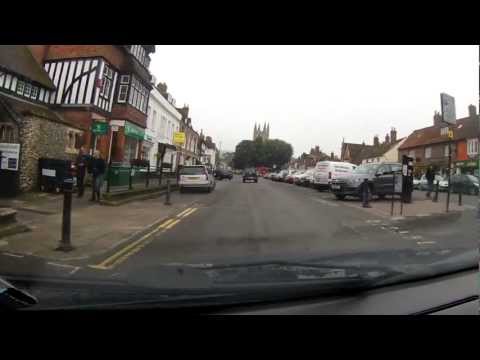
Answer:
446 141 452 213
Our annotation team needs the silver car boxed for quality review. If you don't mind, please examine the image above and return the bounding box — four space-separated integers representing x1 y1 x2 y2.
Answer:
178 165 216 193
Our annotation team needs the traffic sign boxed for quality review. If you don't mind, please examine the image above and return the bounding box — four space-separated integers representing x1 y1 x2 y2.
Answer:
174 132 186 145
91 121 109 135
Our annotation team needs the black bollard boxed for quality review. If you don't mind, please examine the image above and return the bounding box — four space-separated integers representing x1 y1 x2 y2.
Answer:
164 178 172 205
56 178 74 252
129 165 133 190
362 178 371 208
390 172 395 216
432 180 439 202
458 185 462 206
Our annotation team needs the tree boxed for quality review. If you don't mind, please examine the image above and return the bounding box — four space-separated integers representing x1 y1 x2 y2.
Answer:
233 138 293 169
233 140 256 169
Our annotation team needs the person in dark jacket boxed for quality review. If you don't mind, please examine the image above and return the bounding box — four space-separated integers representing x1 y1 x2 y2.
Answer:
90 150 106 202
425 166 435 198
75 146 89 198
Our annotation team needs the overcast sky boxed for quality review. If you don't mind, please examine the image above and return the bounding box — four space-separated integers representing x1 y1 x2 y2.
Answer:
150 45 478 157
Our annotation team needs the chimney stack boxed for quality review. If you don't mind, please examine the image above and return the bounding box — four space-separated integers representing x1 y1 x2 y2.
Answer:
373 135 379 147
315 146 320 154
468 104 477 118
385 133 390 144
390 128 397 143
433 111 442 126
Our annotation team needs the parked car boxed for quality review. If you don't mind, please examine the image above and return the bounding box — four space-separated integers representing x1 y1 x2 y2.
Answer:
243 168 258 183
292 170 305 184
215 168 233 180
285 170 300 184
276 170 289 182
450 174 479 195
178 165 216 193
418 174 444 191
298 169 315 187
312 161 357 191
330 162 403 200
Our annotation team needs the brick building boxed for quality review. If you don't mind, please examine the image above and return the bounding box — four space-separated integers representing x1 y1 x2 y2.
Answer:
0 45 81 194
176 105 200 166
28 45 155 164
399 105 479 176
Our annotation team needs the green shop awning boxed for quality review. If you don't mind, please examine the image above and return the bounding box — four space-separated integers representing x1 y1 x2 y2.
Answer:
124 121 145 141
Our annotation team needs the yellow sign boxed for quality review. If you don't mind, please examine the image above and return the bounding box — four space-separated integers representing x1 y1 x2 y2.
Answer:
447 129 454 139
173 131 185 145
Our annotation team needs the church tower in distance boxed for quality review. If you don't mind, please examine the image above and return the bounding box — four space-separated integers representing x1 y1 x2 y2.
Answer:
253 122 270 141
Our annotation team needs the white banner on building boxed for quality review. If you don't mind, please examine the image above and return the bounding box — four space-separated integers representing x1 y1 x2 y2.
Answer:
440 93 456 124
0 143 20 171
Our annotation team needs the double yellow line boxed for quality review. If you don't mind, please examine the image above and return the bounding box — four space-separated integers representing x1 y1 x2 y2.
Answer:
89 207 198 270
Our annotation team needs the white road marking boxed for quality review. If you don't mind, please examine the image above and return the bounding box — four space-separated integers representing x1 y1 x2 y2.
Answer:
2 252 24 258
399 230 409 234
47 262 77 269
366 220 382 224
417 241 436 245
311 198 339 207
411 235 423 240
463 205 476 210
69 267 81 275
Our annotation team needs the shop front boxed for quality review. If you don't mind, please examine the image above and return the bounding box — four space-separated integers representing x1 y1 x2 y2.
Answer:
455 159 479 176
109 120 145 165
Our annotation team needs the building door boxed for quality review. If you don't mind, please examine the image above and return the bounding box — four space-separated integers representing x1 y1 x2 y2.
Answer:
0 120 20 197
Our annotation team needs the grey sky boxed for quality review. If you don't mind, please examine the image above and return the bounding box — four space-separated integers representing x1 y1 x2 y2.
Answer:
150 45 478 157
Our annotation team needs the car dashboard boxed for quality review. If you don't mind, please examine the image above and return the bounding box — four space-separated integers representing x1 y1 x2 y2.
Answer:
216 268 478 315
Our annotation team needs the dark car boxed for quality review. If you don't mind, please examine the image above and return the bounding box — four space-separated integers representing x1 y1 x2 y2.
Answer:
243 168 258 183
450 174 479 195
215 168 233 180
330 162 405 200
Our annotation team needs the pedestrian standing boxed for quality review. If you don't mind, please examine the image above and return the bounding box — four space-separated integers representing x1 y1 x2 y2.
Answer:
90 150 106 202
75 146 88 198
425 166 435 198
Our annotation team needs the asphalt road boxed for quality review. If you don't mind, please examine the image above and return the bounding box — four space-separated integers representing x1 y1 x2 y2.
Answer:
1 175 477 285
100 176 477 282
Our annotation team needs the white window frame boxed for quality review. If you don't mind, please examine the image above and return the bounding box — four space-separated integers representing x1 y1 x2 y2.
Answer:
467 138 479 156
440 127 449 136
30 86 38 99
118 84 128 103
425 147 432 159
444 144 449 157
16 80 25 95
120 75 130 84
23 83 32 97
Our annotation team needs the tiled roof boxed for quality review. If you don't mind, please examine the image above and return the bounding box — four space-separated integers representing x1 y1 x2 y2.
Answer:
0 45 55 90
399 115 479 150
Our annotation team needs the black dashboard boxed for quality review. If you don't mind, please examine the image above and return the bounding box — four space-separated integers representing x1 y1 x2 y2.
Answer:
217 269 478 315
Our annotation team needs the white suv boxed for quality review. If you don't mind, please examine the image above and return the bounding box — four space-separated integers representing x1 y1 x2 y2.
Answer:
178 165 216 193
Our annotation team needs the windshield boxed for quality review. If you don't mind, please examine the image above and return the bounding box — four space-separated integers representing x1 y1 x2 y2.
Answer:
0 45 477 312
466 175 479 184
180 167 206 175
354 164 378 174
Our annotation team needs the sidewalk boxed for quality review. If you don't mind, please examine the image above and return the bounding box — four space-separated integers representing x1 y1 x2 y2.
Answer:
0 189 195 262
345 190 476 219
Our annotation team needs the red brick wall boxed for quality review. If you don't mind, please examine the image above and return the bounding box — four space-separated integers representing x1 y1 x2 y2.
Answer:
111 104 147 128
44 45 127 70
27 45 49 65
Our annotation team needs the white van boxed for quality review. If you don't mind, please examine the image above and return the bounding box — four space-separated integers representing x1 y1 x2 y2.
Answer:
312 161 356 190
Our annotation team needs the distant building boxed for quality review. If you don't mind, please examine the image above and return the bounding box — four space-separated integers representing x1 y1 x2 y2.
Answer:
399 105 479 176
341 128 401 165
253 122 269 141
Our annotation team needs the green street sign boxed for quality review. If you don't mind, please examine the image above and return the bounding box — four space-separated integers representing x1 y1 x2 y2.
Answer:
124 121 145 141
91 121 109 135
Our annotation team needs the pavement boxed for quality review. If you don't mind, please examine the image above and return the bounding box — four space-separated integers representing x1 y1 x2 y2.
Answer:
0 175 477 287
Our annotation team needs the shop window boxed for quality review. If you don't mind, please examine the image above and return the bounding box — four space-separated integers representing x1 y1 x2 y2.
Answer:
66 129 83 153
0 124 17 143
